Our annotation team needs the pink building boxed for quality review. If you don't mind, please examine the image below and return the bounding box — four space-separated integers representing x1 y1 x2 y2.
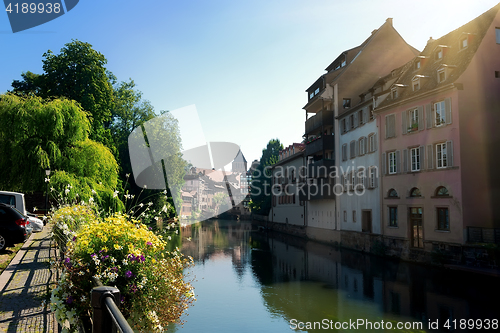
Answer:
374 4 500 255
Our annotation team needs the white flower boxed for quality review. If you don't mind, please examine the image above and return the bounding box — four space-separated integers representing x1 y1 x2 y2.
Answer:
139 203 144 207
64 189 70 195
143 185 147 189
91 189 96 194
148 202 153 206
89 197 94 204
45 178 50 183
163 190 167 194
50 187 54 191
81 295 87 302
113 190 119 198
126 173 130 177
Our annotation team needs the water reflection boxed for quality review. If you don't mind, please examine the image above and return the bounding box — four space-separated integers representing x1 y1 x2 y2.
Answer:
166 220 499 332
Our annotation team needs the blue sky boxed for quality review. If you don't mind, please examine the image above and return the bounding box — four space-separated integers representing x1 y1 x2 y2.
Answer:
1 0 498 164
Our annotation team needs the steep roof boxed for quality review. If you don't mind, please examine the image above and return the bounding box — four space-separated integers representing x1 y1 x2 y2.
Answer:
376 3 500 109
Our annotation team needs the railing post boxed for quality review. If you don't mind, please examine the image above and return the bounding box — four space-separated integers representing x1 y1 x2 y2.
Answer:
91 286 120 333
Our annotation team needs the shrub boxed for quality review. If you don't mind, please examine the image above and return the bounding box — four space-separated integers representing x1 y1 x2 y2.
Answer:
50 209 195 332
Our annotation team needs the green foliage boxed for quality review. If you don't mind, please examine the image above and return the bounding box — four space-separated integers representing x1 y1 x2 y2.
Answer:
11 40 115 146
0 94 123 212
50 208 195 332
0 94 88 191
249 139 283 215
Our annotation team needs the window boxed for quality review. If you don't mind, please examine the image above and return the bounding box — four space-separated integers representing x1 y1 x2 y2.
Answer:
368 134 376 153
413 80 420 91
344 210 347 222
386 114 396 138
437 207 449 230
351 170 355 190
369 104 374 120
410 187 422 197
368 166 377 188
353 210 357 222
391 87 398 99
436 186 449 196
411 147 420 171
343 98 351 108
314 87 320 95
359 110 364 125
438 68 446 83
342 144 348 161
435 48 443 60
460 36 468 49
388 151 397 174
359 137 366 156
309 92 314 99
434 101 446 126
408 108 418 132
350 141 356 159
414 60 421 70
341 119 347 134
496 28 500 44
388 189 398 198
436 143 448 168
389 207 398 227
350 114 355 129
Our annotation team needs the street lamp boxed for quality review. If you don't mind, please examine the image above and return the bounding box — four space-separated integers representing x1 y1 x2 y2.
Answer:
45 168 51 213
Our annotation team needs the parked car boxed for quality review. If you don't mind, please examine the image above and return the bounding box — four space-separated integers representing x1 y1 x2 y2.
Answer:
0 203 32 251
0 191 44 231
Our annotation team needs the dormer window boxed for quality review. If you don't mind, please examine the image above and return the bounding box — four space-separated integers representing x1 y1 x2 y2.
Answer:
412 77 420 91
460 36 468 49
391 87 398 99
438 68 446 83
435 49 443 60
414 60 421 70
343 98 351 108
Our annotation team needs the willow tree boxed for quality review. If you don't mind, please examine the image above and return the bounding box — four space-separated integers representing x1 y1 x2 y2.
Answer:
0 94 122 210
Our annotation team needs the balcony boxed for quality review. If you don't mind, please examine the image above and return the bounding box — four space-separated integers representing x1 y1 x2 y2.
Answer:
305 135 335 156
305 110 334 135
298 180 338 201
308 159 335 178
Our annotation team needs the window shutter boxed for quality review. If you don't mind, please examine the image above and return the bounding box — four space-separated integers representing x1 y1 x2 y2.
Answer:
346 117 350 132
355 140 359 156
419 145 425 170
364 137 368 153
373 134 377 151
426 104 432 129
385 116 389 138
427 144 433 169
363 109 369 123
402 111 407 135
354 112 359 128
418 106 424 131
395 150 401 174
374 168 378 188
445 98 452 125
382 152 387 175
446 140 453 167
403 148 408 172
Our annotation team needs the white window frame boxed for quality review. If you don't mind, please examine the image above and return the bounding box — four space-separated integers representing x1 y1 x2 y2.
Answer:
436 143 448 168
388 151 397 174
359 137 366 156
411 147 420 171
408 108 418 131
368 134 375 153
391 87 398 99
434 101 446 126
435 48 443 60
460 36 468 49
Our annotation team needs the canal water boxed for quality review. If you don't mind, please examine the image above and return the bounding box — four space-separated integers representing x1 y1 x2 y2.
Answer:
166 219 499 332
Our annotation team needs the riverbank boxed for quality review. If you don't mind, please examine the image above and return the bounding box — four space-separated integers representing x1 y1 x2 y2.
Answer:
252 217 500 277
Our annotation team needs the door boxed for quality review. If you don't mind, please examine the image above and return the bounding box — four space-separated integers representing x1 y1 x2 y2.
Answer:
409 207 423 248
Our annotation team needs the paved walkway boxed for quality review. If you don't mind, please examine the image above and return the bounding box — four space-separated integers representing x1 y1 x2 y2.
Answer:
0 225 60 333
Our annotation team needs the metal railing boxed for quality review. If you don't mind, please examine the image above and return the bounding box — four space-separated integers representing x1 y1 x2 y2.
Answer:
91 278 134 333
467 227 500 244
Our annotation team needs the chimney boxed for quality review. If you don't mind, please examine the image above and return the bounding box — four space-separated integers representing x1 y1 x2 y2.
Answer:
427 37 435 44
386 18 393 26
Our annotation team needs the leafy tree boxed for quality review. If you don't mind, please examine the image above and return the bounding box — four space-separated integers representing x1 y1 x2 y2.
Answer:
249 139 282 215
0 94 122 210
11 40 115 146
